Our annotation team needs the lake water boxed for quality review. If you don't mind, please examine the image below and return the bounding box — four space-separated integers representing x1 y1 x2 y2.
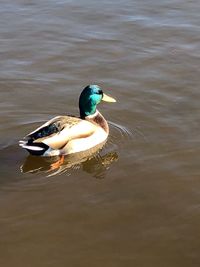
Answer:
0 0 200 266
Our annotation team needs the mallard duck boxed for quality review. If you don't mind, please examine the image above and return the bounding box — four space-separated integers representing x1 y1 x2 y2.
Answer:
19 85 116 157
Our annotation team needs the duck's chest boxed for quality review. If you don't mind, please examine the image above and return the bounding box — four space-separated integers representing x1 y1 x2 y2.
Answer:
86 112 109 133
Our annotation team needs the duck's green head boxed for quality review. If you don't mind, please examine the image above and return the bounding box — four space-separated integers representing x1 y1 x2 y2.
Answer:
79 85 116 118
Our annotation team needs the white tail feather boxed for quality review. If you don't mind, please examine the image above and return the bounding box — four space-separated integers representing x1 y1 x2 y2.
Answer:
19 144 44 151
19 140 27 144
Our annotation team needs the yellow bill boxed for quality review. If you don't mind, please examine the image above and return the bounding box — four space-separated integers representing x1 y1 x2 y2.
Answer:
102 93 116 103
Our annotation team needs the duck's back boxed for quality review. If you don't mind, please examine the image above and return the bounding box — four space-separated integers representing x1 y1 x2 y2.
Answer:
25 115 81 142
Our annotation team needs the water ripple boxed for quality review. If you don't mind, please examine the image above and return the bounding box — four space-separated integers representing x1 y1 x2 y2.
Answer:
108 120 146 149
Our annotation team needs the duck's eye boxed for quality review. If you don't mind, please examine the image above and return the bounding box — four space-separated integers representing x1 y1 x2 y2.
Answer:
98 90 103 95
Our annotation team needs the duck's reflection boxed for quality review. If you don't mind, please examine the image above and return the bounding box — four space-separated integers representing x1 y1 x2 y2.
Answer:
21 146 118 178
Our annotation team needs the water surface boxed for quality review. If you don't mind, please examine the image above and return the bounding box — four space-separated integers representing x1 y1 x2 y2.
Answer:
0 1 200 266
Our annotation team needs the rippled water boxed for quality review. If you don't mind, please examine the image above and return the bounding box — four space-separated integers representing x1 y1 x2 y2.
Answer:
1 1 200 266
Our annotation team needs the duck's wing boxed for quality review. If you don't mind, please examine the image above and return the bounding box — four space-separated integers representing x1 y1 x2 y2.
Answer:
19 115 96 153
24 116 81 141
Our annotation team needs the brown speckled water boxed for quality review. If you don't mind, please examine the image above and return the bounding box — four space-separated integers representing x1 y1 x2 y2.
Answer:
0 1 200 266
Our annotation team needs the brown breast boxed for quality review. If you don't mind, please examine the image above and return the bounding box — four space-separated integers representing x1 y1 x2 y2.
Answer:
86 112 109 133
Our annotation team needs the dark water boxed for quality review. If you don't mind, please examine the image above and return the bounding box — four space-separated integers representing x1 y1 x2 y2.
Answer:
1 0 200 266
